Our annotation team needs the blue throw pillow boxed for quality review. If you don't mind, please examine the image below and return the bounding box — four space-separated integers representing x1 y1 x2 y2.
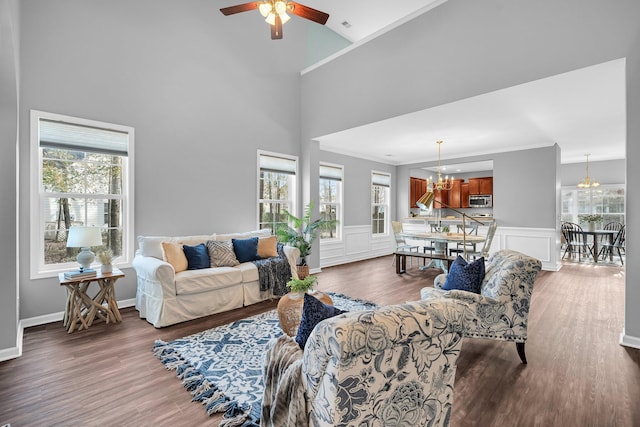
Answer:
232 237 260 263
183 243 210 270
442 256 485 293
295 293 347 349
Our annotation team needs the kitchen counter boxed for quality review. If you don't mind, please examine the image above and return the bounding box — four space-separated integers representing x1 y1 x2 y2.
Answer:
405 216 495 223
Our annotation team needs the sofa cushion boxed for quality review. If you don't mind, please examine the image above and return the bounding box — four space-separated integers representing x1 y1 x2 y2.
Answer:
442 256 485 294
162 242 188 273
233 237 260 263
236 262 259 283
207 240 240 267
138 235 170 259
216 229 271 241
174 267 243 295
258 236 279 258
295 293 347 349
183 243 210 270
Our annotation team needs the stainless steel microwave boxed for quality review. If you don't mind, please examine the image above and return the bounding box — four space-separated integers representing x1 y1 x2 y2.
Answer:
469 194 492 207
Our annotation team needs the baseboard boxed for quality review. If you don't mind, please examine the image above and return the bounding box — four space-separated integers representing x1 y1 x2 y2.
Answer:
2 297 138 362
619 329 640 349
0 323 22 363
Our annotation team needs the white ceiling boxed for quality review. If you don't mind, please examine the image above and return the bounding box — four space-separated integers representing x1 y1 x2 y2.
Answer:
315 58 626 166
301 0 445 43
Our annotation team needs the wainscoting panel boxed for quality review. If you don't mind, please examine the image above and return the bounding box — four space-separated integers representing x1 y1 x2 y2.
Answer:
321 223 561 271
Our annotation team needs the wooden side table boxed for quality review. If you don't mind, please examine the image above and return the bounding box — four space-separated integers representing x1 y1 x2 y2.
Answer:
58 268 125 333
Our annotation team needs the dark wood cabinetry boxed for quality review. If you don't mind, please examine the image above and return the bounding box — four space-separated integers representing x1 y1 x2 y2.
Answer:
434 189 448 208
461 182 470 208
468 177 493 195
410 177 427 208
448 179 464 208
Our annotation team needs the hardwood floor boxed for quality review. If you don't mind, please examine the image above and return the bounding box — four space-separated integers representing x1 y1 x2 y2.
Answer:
1 256 638 426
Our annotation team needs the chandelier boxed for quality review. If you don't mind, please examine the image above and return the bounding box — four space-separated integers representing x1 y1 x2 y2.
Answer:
577 153 600 188
427 140 454 191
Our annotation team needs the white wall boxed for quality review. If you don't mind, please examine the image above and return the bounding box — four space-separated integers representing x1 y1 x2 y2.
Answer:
0 0 20 357
16 0 313 320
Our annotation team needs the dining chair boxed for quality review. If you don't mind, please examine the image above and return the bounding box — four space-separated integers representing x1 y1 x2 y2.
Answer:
561 222 594 262
391 221 419 266
598 225 625 264
449 224 478 256
465 221 497 260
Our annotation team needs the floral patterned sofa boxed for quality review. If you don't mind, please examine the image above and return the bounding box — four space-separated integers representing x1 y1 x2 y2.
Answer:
421 249 542 364
262 298 468 427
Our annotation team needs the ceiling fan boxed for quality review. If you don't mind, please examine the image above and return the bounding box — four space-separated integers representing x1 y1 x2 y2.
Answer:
220 1 330 40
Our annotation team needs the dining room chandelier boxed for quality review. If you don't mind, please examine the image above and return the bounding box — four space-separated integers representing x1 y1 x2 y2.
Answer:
577 153 600 188
427 140 454 191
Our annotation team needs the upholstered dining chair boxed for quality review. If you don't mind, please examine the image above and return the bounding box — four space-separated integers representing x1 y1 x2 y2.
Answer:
420 249 542 364
262 298 467 427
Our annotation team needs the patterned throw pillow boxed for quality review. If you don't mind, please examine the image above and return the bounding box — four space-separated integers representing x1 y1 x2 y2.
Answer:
295 293 347 349
161 241 188 273
442 256 485 293
206 240 239 267
183 243 211 270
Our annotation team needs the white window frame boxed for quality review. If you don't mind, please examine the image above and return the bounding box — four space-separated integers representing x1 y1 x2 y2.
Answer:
371 171 391 237
561 184 625 226
30 110 135 279
257 150 298 232
319 162 343 241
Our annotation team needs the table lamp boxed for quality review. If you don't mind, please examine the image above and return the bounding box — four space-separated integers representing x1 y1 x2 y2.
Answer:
416 191 484 259
66 226 102 271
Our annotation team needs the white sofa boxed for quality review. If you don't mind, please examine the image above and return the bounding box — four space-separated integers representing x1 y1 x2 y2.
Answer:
133 229 300 327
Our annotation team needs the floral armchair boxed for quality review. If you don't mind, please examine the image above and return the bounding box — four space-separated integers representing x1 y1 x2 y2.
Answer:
420 249 542 364
262 299 468 427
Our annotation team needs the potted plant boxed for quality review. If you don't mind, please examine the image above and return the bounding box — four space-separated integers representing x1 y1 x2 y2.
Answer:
97 249 113 273
275 201 338 278
578 214 603 232
286 275 318 294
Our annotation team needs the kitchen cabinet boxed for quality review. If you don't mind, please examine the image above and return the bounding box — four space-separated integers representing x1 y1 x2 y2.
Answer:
434 189 448 208
448 179 464 208
468 177 493 195
410 177 427 208
461 183 469 208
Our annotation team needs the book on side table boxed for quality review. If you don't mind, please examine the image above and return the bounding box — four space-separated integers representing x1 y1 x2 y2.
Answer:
63 269 97 280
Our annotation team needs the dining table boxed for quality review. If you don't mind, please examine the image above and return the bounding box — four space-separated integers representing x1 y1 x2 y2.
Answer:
400 231 486 272
581 229 618 262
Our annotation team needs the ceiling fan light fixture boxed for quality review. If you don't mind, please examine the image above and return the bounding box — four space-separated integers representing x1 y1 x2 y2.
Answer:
274 1 288 15
279 12 291 24
258 2 272 17
265 12 276 25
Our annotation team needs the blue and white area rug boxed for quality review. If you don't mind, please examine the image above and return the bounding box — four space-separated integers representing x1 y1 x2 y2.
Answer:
153 292 377 427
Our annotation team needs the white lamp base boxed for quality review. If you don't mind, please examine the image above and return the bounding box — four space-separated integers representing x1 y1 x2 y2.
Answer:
77 247 96 271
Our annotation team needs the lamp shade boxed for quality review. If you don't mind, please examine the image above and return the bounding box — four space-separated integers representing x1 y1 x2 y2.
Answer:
416 191 435 210
66 227 102 248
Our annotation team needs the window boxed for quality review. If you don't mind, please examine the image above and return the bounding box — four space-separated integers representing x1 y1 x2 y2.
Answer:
30 110 134 278
561 185 625 226
258 152 297 232
319 163 343 239
371 171 390 235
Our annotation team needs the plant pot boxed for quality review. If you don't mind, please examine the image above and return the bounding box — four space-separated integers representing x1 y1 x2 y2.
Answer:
588 222 596 232
101 263 113 274
277 290 333 336
297 265 309 280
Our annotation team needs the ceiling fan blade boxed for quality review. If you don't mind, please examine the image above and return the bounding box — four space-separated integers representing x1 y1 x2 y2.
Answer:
220 2 259 16
288 2 329 25
271 14 283 39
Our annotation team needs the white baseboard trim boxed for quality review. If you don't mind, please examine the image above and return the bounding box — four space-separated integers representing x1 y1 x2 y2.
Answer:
619 329 640 349
2 298 137 362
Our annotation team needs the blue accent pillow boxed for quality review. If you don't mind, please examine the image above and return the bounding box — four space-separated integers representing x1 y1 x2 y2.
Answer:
232 237 260 263
295 293 347 349
183 243 210 270
442 256 485 293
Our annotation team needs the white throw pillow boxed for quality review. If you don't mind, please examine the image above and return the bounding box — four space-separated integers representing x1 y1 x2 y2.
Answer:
137 236 169 259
